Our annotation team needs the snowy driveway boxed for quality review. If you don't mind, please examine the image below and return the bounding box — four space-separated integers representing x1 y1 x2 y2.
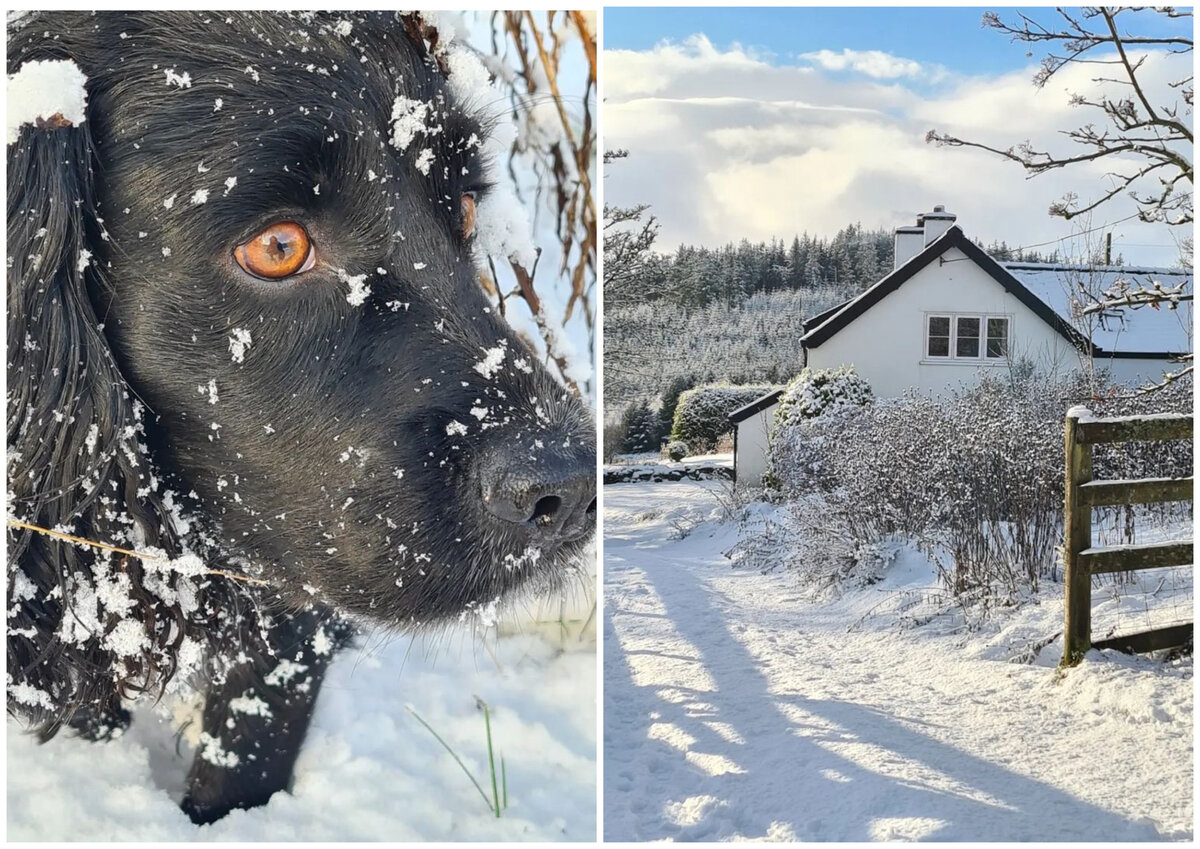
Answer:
603 480 1192 841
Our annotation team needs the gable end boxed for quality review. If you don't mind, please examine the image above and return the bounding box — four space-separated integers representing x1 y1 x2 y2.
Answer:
802 226 1093 353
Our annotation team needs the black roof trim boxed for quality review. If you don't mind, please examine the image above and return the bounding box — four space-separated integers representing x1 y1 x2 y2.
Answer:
802 225 1092 352
1002 261 1192 277
729 389 784 424
801 300 850 333
1093 348 1189 360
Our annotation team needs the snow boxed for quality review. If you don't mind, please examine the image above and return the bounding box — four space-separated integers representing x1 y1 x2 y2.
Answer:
163 68 192 89
432 15 537 270
1004 263 1192 355
604 480 1192 841
228 328 252 364
8 628 596 841
337 268 371 306
7 58 88 144
389 96 431 152
474 343 507 379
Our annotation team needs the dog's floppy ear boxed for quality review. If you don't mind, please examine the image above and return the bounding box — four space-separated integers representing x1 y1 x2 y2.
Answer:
7 49 208 738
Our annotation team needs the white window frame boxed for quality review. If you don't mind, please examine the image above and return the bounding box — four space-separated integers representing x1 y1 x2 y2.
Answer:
924 313 1010 362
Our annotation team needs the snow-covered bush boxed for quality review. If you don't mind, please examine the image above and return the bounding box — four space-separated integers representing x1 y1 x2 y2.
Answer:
772 365 873 430
765 366 872 492
671 383 779 452
727 497 903 598
753 368 1192 600
666 440 688 461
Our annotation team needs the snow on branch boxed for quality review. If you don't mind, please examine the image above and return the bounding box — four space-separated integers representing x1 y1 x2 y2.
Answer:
1078 277 1193 315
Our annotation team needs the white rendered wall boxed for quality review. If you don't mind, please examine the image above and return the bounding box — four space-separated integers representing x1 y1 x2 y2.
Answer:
806 245 1084 397
735 406 775 487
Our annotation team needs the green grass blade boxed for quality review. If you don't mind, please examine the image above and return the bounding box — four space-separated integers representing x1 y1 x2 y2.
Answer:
405 705 492 812
481 699 501 817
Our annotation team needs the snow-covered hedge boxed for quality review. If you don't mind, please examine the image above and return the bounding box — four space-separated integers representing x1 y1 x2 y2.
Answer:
666 440 688 461
671 383 779 452
753 371 1192 598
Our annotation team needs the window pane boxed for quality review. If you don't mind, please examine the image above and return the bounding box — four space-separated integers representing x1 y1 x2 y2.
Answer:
927 316 950 357
986 317 1009 358
956 317 980 357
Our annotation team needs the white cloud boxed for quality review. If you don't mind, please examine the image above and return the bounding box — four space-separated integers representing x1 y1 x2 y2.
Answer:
799 48 925 80
605 37 1191 266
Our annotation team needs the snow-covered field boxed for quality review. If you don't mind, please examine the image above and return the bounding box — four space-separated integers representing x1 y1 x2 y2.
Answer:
8 616 596 841
604 480 1192 841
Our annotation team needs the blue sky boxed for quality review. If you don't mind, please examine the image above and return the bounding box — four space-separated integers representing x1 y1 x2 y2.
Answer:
607 7 1008 74
603 7 1192 265
605 7 1188 79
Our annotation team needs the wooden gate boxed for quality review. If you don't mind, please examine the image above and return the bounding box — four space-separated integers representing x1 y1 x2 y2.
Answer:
1061 408 1194 667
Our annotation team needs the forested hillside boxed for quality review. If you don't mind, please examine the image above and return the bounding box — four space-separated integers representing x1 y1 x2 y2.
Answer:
604 222 1062 452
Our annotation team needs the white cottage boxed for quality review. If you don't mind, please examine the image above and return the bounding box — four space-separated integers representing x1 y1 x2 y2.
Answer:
731 205 1192 485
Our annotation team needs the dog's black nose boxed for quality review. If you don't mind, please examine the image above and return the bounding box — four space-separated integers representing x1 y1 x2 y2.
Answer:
480 442 595 542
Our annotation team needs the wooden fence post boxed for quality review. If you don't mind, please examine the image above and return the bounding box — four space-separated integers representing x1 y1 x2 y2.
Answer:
1062 407 1093 667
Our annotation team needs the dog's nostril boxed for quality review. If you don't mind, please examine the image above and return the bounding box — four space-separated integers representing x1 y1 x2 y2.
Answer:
479 439 596 539
530 495 562 526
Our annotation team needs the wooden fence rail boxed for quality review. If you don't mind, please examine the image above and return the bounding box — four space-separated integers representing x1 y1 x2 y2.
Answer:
1061 408 1194 667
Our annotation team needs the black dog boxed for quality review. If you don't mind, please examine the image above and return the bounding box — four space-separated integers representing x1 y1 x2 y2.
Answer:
7 11 595 824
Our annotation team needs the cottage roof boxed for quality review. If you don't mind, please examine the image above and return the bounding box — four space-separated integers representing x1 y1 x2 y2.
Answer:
728 389 784 425
801 226 1191 358
1004 262 1191 357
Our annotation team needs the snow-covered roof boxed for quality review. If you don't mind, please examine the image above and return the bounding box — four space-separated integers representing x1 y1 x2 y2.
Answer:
1003 263 1192 356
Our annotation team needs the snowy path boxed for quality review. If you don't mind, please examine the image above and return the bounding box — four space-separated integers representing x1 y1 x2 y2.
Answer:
603 481 1192 842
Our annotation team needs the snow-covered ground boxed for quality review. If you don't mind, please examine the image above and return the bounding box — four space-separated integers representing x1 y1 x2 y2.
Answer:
604 480 1192 842
609 452 733 468
9 612 596 841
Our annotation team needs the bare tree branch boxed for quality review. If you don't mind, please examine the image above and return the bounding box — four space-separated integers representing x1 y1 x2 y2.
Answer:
928 7 1193 226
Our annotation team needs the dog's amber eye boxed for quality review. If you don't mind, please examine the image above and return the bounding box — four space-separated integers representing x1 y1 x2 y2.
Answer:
461 193 476 240
234 222 315 279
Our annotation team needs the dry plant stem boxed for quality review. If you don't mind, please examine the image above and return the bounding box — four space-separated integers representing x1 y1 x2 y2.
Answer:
525 11 597 326
499 11 597 336
523 11 593 211
5 517 268 586
510 258 582 398
568 11 597 83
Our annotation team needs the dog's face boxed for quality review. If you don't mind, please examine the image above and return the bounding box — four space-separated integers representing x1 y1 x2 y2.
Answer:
10 12 594 625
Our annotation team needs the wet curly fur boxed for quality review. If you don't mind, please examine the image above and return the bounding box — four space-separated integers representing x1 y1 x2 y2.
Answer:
7 11 594 823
